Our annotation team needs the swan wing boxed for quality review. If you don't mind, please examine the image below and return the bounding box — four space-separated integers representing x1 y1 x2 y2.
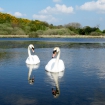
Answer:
45 59 56 71
58 59 65 71
45 59 65 72
26 55 40 64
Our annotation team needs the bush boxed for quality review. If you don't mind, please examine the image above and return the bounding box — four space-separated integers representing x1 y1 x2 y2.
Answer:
21 26 30 35
11 27 26 35
90 31 102 36
6 27 13 34
29 31 38 37
43 28 76 35
36 30 43 35
0 30 8 35
102 30 105 33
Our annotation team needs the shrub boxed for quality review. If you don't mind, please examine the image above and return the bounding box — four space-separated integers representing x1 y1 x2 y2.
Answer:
102 30 105 33
29 31 38 37
11 27 26 35
43 28 76 35
90 31 102 36
36 30 43 35
6 27 13 34
21 26 30 35
0 30 8 35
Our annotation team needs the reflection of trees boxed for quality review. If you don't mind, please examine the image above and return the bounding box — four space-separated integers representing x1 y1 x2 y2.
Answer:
68 43 105 49
2 94 37 105
0 52 7 60
0 48 25 65
0 41 105 49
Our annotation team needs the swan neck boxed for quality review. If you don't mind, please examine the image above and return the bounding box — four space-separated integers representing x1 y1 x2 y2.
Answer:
56 51 60 63
51 49 60 71
28 47 31 56
53 51 60 69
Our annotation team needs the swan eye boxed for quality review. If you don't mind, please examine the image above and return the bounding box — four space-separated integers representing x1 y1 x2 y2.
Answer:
53 50 56 54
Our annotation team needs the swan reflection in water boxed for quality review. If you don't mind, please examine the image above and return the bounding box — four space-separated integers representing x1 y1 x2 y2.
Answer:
46 71 64 98
26 64 40 85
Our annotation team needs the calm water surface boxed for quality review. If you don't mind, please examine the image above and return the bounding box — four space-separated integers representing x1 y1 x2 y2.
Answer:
0 38 105 105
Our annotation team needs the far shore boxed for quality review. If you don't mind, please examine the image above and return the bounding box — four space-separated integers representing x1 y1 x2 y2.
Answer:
38 35 105 38
0 34 105 38
0 35 29 38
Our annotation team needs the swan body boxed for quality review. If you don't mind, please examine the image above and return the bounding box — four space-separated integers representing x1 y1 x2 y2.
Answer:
26 44 40 64
45 47 65 72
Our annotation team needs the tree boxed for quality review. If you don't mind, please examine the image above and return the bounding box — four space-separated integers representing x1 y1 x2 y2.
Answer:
102 30 105 33
83 26 92 35
65 22 82 29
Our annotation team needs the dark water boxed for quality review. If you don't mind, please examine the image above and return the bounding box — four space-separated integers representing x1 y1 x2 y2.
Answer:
1 37 105 43
0 38 105 105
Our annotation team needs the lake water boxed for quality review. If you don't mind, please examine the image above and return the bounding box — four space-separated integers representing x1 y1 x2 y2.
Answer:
0 38 105 105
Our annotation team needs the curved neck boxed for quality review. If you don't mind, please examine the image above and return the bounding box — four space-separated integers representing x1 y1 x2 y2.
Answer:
52 50 60 70
28 47 31 56
55 51 60 64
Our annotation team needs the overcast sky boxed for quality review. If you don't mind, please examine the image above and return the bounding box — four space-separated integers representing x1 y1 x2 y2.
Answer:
0 0 105 30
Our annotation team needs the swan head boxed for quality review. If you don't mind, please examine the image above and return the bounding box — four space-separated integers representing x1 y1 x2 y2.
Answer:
29 44 34 52
52 47 60 58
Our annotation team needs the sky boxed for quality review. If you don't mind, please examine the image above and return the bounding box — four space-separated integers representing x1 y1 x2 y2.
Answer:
0 0 105 30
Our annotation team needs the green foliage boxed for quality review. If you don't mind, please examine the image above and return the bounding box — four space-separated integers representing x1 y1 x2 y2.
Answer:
77 26 103 35
36 30 43 35
29 31 38 38
78 28 85 35
0 12 48 36
0 12 105 37
90 31 102 36
0 30 8 35
95 29 102 33
103 30 105 33
84 26 92 35
20 26 30 35
11 27 25 35
0 23 13 34
89 28 102 36
43 28 76 35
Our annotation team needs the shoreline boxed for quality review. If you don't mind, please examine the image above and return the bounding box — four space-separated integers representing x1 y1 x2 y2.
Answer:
0 35 29 38
0 35 105 38
39 35 105 38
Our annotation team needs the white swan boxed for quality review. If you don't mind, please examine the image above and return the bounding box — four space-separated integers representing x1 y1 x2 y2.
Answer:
45 47 65 72
26 64 40 85
26 44 40 64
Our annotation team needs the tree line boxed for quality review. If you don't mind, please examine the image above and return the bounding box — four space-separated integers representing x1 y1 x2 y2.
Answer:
0 12 105 37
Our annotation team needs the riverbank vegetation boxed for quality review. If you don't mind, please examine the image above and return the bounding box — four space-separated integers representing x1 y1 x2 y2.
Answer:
0 12 105 38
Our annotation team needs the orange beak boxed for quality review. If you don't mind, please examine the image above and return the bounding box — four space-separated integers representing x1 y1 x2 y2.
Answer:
52 52 56 58
32 49 34 52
